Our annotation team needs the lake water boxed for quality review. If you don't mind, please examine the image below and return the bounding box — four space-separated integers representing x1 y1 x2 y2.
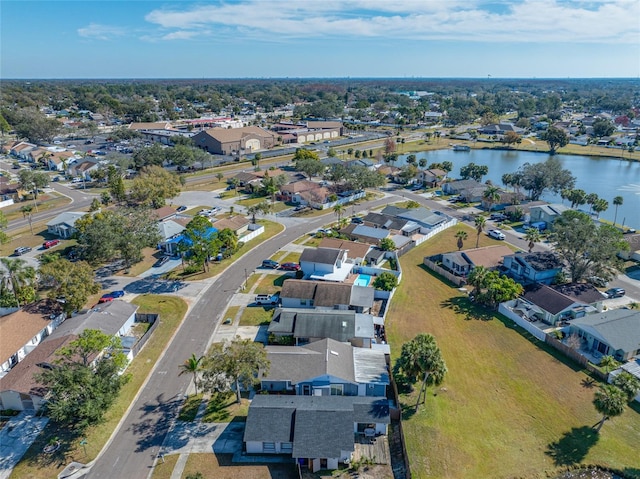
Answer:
395 149 640 229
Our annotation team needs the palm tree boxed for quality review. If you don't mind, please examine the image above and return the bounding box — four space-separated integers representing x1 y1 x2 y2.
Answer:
455 230 468 251
333 203 345 224
599 355 619 374
230 178 240 195
474 216 486 248
593 384 626 432
592 198 608 219
585 193 599 214
612 196 623 227
178 353 204 395
612 371 640 403
467 265 489 296
20 205 34 235
483 185 500 212
524 227 541 253
0 257 36 308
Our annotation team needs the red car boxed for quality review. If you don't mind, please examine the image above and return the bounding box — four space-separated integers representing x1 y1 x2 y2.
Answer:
43 239 61 249
281 262 301 271
98 296 114 303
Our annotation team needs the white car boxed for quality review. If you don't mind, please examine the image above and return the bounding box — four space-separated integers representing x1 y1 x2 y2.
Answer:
488 229 506 240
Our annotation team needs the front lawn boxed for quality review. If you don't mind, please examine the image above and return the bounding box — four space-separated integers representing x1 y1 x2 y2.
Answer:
201 392 249 423
388 230 640 479
12 295 188 479
253 273 288 295
238 306 273 326
182 453 298 479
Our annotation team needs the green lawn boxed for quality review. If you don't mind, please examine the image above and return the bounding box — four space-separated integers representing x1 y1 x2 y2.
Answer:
12 295 188 479
388 228 640 479
201 392 249 423
253 273 288 295
238 306 273 326
178 394 204 422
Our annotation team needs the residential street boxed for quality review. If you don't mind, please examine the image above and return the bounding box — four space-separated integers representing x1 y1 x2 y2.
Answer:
84 194 394 479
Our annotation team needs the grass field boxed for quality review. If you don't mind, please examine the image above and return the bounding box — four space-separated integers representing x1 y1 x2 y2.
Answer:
252 273 287 295
181 453 298 479
12 295 188 479
238 306 273 326
387 229 640 479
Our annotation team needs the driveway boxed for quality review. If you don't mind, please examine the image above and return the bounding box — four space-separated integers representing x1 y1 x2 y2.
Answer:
0 412 49 479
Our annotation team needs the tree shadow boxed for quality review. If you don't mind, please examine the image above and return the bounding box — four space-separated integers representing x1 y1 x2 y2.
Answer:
545 426 599 466
440 296 494 321
131 393 184 452
623 468 640 479
581 377 596 389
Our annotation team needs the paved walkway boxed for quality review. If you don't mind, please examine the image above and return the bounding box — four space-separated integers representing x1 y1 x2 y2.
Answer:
0 412 49 479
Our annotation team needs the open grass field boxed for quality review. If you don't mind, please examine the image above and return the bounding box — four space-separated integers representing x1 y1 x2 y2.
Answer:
11 295 188 479
387 229 640 479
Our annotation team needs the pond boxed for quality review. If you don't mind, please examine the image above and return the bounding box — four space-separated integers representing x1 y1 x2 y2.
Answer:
395 148 640 229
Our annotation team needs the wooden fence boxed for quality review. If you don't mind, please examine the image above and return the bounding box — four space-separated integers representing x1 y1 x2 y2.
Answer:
423 256 466 287
544 335 607 381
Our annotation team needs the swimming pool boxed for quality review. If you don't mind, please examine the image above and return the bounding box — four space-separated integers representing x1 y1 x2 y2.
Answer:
354 274 371 287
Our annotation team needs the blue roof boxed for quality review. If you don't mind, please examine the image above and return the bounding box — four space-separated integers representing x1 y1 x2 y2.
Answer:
175 226 218 246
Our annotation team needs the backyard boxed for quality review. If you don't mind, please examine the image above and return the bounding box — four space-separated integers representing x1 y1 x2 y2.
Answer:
387 228 640 479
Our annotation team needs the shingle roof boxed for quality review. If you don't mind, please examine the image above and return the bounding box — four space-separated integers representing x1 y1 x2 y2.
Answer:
511 251 564 272
49 300 138 340
268 308 374 342
523 283 577 315
0 334 76 396
318 238 371 260
157 220 185 240
551 283 604 305
212 215 249 232
462 245 513 269
45 211 87 227
351 225 390 240
571 309 640 353
0 300 62 366
362 212 407 230
198 126 276 143
300 247 343 265
244 395 389 458
264 338 355 384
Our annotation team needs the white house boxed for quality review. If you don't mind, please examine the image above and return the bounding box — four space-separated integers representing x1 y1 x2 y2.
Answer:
299 247 353 282
46 211 88 238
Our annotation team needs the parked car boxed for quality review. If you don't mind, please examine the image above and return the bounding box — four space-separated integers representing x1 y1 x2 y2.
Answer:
154 256 170 267
255 294 278 306
490 213 507 221
176 205 188 212
587 276 608 288
261 259 279 269
605 288 625 298
100 290 125 303
109 290 125 298
72 177 83 183
43 239 61 249
488 229 506 240
281 262 301 271
351 216 364 224
14 246 32 256
52 176 60 182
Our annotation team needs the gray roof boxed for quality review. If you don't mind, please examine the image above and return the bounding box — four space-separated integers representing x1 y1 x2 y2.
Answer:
300 247 343 265
350 285 375 308
362 212 407 230
268 308 374 342
509 251 564 272
157 220 185 240
532 203 569 216
244 395 390 458
46 211 87 228
49 300 138 339
351 225 390 240
571 309 640 353
353 348 390 385
280 280 373 309
264 338 355 384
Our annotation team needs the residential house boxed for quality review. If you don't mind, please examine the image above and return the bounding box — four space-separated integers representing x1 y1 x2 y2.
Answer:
46 211 88 238
157 219 189 254
504 200 547 222
280 279 374 313
244 394 390 471
477 123 525 136
441 245 513 277
342 224 390 246
380 205 450 230
376 165 402 183
212 215 250 236
299 247 353 282
609 358 640 403
193 126 277 155
619 233 640 262
502 251 564 285
479 190 524 212
0 300 141 412
0 300 65 378
69 158 101 180
529 203 570 224
268 308 375 348
365 248 386 267
513 283 603 327
9 141 38 160
346 159 375 170
570 309 640 362
442 179 488 202
261 338 389 396
279 180 323 204
419 168 447 188
153 206 180 222
161 226 218 257
318 238 371 265
362 212 409 232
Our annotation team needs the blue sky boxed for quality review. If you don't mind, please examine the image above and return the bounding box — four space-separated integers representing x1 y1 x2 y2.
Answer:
2 0 639 79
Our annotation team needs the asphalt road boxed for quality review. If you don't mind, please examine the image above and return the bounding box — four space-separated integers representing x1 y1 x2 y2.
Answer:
85 195 393 479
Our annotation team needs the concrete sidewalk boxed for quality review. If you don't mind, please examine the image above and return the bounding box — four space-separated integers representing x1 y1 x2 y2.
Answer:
0 412 49 479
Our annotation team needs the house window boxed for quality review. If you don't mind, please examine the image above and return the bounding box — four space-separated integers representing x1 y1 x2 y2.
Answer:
281 442 293 452
302 384 311 395
330 384 343 396
262 442 275 453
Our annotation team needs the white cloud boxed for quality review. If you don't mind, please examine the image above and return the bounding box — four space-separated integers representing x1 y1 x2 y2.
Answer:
161 30 201 41
143 0 640 44
77 23 126 41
